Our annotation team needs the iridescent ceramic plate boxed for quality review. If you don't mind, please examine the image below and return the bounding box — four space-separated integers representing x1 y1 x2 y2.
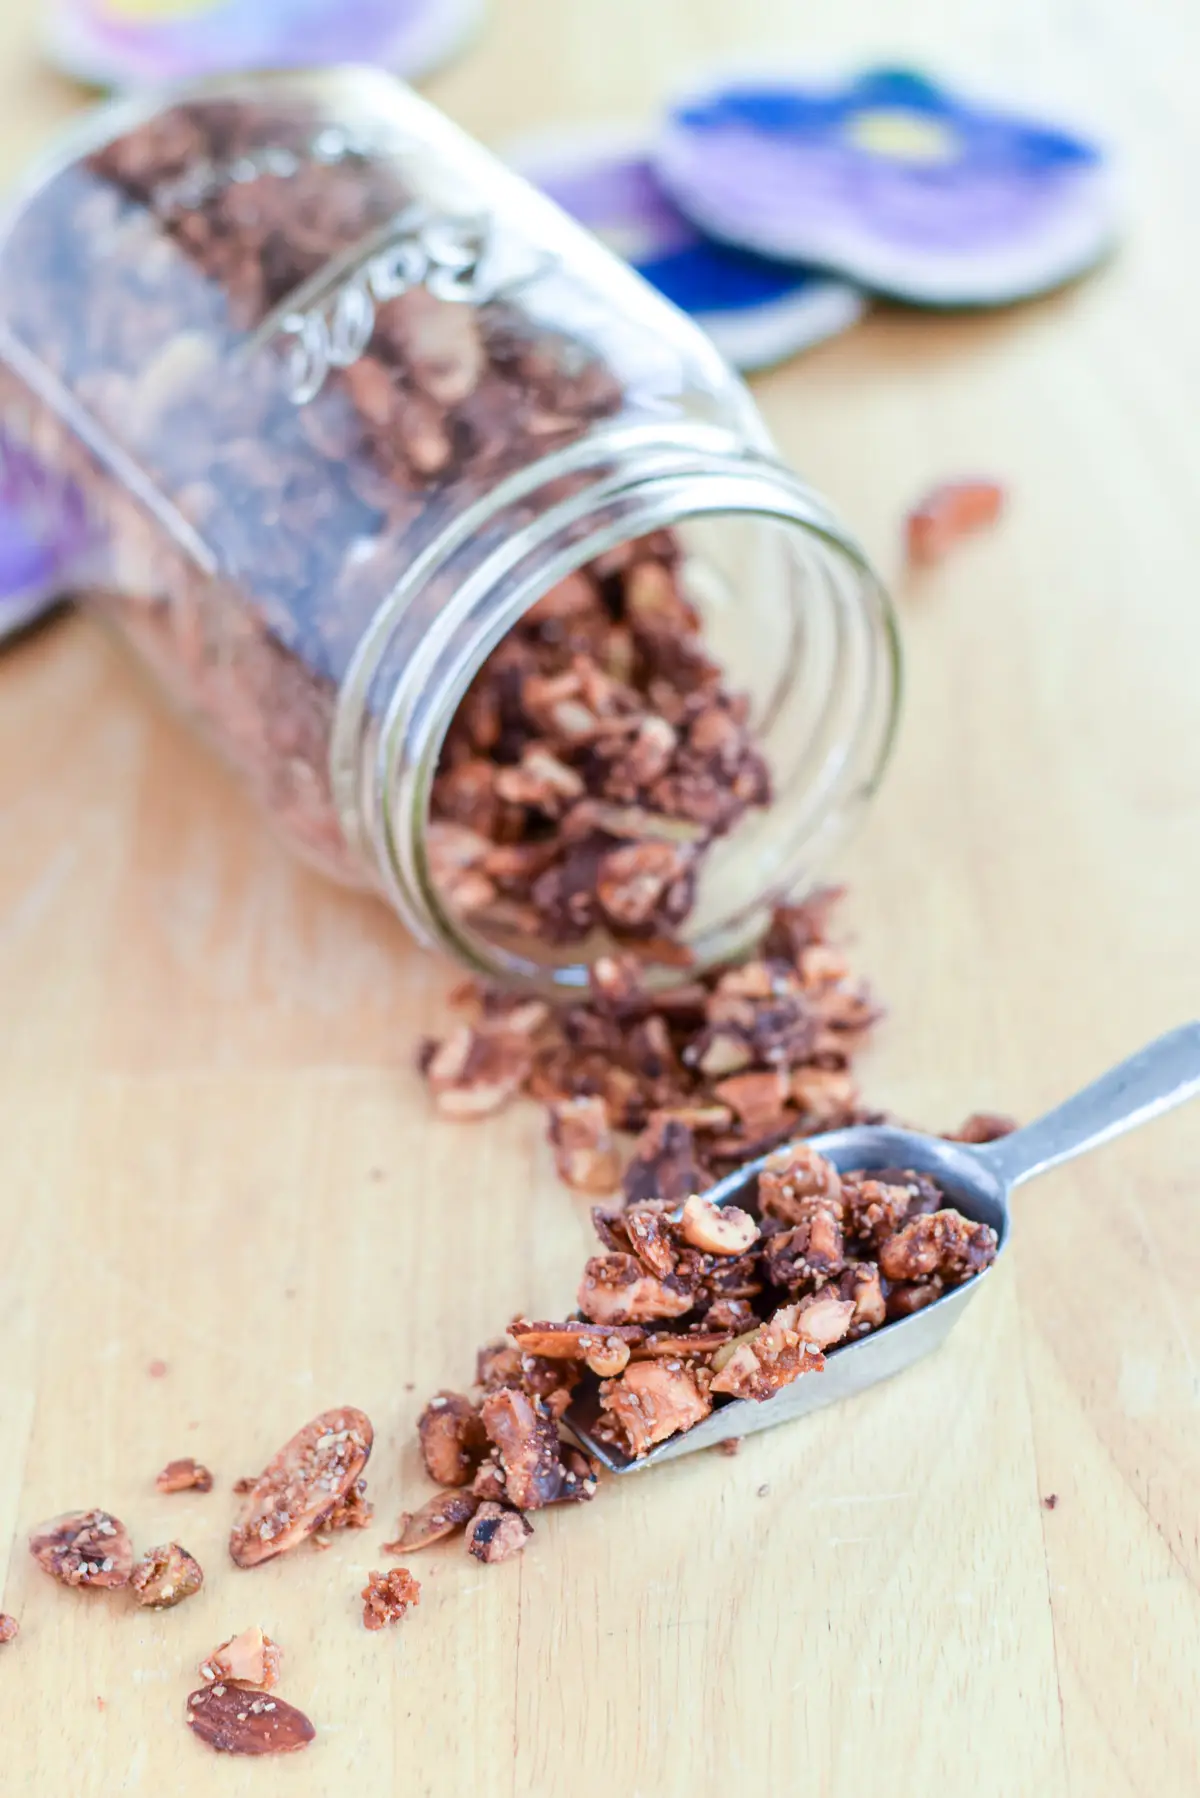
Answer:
509 125 865 371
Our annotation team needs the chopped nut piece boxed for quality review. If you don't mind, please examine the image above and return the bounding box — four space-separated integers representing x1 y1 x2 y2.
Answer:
131 1543 203 1608
385 1491 479 1553
417 1392 487 1488
762 1207 846 1288
596 841 692 932
577 1252 697 1325
0 1615 18 1644
476 1341 524 1390
465 1502 533 1564
709 1305 824 1401
199 1626 282 1690
622 1205 680 1278
878 1211 998 1284
229 1406 373 1567
547 1096 621 1193
906 478 1005 565
680 1193 759 1257
424 1026 532 1120
886 1279 943 1319
599 1361 712 1457
186 1685 314 1756
712 1069 790 1133
758 1143 842 1224
509 1319 641 1378
793 1290 856 1349
28 1510 133 1589
837 1262 888 1334
704 1296 757 1332
557 1446 601 1503
789 1066 857 1121
841 1177 912 1248
480 1388 564 1509
362 1567 421 1630
155 1457 213 1494
471 1458 508 1504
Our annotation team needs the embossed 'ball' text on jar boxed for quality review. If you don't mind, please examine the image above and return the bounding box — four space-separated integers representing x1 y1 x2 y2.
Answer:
0 68 900 988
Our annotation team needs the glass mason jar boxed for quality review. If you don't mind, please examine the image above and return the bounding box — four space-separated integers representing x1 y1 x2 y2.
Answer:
0 68 899 988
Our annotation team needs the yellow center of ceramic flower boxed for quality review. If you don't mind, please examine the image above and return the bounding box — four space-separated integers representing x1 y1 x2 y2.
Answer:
101 0 225 20
845 109 960 164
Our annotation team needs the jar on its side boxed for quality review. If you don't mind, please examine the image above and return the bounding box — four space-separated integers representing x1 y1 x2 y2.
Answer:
0 69 900 986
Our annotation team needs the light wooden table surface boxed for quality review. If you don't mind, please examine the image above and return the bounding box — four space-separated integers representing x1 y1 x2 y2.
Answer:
1 3 1198 1794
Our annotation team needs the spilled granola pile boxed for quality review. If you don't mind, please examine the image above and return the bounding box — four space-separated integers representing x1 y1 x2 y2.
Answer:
421 888 885 1198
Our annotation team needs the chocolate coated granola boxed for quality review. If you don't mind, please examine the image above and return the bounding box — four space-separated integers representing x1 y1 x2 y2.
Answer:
405 1144 997 1556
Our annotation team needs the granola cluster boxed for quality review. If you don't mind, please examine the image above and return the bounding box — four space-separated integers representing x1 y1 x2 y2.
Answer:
131 1543 205 1609
397 1364 601 1566
398 1143 997 1554
361 1567 421 1630
420 889 881 1193
155 1457 214 1494
428 537 770 949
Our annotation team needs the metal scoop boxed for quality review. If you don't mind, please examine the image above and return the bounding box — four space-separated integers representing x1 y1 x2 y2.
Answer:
567 1022 1200 1472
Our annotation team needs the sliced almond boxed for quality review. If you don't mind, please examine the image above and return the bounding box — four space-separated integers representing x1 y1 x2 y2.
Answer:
679 1194 759 1257
229 1407 373 1568
385 1490 479 1553
186 1685 314 1756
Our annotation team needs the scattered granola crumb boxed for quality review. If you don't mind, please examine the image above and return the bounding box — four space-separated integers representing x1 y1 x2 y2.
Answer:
131 1543 204 1608
465 1503 532 1564
421 893 883 1201
229 1407 373 1567
905 479 1005 566
716 1437 742 1457
231 1476 255 1494
96 1696 104 1711
361 1567 421 1630
1042 1493 1059 1511
199 1626 282 1690
148 1360 168 1378
28 1510 134 1589
0 1614 18 1644
186 1684 314 1756
155 1457 213 1494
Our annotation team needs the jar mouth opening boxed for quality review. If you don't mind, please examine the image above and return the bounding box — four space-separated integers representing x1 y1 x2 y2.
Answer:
366 450 900 992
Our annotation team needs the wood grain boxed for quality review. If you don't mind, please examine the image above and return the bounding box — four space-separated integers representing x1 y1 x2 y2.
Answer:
1 2 1198 1794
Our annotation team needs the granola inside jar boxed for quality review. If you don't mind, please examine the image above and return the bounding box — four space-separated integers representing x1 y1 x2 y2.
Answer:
0 69 899 986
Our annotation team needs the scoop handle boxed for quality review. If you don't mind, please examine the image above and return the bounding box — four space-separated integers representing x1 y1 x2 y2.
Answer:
972 1022 1200 1191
